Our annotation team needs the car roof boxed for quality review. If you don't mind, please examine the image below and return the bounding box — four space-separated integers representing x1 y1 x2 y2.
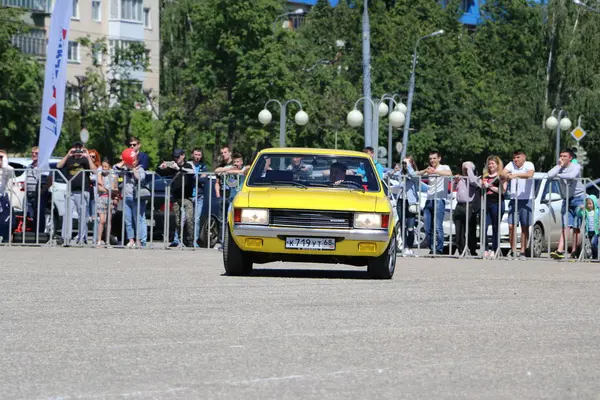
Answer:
258 147 369 158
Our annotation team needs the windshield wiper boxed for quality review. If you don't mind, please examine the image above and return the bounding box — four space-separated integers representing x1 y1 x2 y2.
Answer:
331 180 366 192
253 181 308 189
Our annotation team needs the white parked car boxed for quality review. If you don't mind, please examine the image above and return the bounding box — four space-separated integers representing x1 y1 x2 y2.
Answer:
389 173 567 257
7 157 73 235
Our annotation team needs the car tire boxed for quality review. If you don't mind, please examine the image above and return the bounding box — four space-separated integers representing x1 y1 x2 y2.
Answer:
199 216 221 248
223 226 253 276
531 223 544 258
367 231 397 280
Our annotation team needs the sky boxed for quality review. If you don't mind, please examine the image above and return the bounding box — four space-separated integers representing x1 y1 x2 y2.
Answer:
292 0 340 5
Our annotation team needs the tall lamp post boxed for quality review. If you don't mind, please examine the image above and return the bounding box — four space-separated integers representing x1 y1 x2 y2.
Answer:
258 99 309 148
400 29 444 162
75 75 88 129
545 109 572 163
362 0 372 147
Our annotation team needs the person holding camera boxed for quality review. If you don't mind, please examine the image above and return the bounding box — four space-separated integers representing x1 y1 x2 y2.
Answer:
389 156 420 257
57 141 95 245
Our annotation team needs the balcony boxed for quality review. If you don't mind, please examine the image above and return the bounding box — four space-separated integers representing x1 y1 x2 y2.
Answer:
1 0 51 13
11 30 47 58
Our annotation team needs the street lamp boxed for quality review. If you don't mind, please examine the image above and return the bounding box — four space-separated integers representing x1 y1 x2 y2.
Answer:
382 93 407 168
258 99 308 148
545 108 572 163
400 29 445 161
347 94 406 166
347 96 405 163
273 8 306 31
573 0 600 12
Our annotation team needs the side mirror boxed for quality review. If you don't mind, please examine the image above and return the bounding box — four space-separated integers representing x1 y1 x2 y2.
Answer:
544 192 562 203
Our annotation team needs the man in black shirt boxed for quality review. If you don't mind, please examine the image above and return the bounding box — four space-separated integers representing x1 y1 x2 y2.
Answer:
57 141 95 244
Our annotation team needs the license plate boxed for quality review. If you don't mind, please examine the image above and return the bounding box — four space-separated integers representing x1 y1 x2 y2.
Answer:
285 237 336 250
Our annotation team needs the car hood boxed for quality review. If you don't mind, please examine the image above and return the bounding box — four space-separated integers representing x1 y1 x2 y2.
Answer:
246 187 380 212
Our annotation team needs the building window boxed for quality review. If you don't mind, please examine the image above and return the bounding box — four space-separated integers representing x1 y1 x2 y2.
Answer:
92 43 103 65
72 0 79 19
143 8 151 28
66 86 80 108
92 0 102 21
67 41 80 62
121 0 143 22
108 39 147 68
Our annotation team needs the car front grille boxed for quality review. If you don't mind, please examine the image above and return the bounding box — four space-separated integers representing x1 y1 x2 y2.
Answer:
269 209 353 229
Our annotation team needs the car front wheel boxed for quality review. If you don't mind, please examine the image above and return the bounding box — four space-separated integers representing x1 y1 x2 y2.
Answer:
367 231 397 279
223 227 253 276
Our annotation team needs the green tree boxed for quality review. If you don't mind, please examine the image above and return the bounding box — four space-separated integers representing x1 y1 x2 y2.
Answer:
58 37 160 165
0 8 43 152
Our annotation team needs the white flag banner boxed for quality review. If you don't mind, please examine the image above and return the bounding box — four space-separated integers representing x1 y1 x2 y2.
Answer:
38 0 74 170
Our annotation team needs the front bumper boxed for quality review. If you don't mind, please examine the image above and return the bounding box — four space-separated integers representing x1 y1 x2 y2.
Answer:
232 224 391 257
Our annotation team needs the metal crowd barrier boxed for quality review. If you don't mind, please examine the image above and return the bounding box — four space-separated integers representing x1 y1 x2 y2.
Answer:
0 167 243 250
385 172 599 262
2 164 598 263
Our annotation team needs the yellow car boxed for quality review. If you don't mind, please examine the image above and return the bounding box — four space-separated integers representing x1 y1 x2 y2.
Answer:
223 148 399 279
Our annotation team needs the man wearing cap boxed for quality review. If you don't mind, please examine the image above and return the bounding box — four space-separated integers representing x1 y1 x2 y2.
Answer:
57 141 95 245
157 149 196 247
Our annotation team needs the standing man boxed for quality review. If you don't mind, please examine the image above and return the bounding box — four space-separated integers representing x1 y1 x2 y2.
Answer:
548 148 586 259
157 149 196 247
417 150 452 255
25 146 51 233
57 141 95 245
502 150 535 260
214 145 236 201
190 147 207 248
127 136 150 170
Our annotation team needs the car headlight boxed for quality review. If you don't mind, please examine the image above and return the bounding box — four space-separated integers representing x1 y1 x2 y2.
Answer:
234 208 269 225
354 213 389 229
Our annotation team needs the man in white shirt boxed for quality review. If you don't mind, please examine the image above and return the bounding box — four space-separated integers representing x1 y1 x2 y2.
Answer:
417 150 452 255
502 150 535 260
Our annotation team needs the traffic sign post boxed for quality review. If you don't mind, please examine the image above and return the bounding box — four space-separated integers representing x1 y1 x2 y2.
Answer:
570 125 586 141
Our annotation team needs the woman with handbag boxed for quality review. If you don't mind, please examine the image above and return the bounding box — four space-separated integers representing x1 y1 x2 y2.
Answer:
391 156 420 257
114 154 147 248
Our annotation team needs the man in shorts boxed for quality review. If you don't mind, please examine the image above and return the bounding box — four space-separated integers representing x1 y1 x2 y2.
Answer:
502 150 535 260
548 148 586 259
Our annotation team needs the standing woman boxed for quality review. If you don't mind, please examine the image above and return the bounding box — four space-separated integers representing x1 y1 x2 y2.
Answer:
482 155 507 258
96 158 117 246
390 156 420 256
87 149 102 243
114 154 146 248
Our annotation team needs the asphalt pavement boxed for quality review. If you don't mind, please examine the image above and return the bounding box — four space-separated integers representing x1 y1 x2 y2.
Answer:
1 247 600 399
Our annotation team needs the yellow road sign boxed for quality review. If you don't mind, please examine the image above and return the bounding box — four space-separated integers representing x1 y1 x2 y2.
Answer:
570 126 586 141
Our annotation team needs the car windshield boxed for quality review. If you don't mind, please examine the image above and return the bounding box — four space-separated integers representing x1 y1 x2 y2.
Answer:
246 153 381 192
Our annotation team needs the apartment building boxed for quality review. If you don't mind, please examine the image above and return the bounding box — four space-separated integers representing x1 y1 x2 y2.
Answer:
4 0 160 109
